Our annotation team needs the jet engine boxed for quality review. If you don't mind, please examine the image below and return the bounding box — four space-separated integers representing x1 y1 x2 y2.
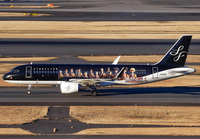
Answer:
60 82 80 94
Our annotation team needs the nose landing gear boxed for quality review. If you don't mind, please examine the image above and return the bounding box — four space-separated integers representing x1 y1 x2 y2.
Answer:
28 84 31 95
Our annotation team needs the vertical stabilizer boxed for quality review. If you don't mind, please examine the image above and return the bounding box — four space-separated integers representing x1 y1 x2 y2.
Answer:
155 35 192 67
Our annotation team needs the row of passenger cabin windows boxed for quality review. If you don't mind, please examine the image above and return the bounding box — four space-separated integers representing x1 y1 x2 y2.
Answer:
135 70 147 75
32 68 147 75
32 67 58 74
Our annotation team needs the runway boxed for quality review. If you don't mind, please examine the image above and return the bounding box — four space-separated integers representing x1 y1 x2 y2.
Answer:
1 11 200 21
0 39 200 57
0 0 200 21
0 87 200 106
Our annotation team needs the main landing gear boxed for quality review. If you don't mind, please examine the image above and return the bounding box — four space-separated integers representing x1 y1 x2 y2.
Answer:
90 86 98 96
28 84 31 95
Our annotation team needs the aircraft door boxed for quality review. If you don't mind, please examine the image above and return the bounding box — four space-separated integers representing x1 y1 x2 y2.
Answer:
26 66 32 78
152 67 158 78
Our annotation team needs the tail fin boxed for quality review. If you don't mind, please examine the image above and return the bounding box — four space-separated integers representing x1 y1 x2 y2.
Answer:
155 35 192 67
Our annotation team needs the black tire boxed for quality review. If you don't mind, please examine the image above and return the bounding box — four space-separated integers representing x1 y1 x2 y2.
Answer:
91 91 97 96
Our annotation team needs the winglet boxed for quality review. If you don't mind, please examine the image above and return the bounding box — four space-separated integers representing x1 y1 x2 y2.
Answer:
112 56 121 65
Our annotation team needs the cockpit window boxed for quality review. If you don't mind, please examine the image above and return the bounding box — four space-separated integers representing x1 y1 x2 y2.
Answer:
10 69 20 73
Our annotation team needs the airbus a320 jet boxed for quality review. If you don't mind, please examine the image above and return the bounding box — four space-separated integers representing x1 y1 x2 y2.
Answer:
3 35 196 96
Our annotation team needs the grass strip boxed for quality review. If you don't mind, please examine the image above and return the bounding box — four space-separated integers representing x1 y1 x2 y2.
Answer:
78 55 200 64
75 127 200 136
0 128 35 135
70 106 200 126
0 106 48 125
1 21 200 39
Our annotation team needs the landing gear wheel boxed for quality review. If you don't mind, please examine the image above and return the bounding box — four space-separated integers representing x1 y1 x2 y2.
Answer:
91 91 97 96
28 91 31 95
90 86 98 96
27 84 31 95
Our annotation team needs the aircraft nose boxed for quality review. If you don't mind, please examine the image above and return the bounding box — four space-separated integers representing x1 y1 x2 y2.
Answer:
3 73 9 80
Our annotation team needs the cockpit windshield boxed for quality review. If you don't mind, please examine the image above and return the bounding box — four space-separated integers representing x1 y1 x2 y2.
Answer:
10 69 20 73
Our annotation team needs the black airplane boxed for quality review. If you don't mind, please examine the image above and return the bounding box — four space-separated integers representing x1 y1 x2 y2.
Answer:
3 35 196 96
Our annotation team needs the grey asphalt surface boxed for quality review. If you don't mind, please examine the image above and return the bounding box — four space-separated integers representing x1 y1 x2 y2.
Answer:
2 0 200 13
0 87 200 106
1 11 200 21
0 39 199 57
0 0 200 21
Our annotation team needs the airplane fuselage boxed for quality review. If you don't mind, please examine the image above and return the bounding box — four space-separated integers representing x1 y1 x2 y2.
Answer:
3 64 195 86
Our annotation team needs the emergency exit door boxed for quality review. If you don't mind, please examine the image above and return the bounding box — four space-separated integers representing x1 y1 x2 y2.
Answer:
152 67 158 78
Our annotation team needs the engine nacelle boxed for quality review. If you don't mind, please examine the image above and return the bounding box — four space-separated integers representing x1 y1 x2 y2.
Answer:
60 82 79 94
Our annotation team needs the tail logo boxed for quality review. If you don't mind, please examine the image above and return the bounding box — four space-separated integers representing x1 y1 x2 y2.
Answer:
170 45 188 62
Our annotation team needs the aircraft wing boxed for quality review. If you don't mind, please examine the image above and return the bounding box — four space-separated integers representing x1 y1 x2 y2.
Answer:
115 67 125 79
69 78 113 86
